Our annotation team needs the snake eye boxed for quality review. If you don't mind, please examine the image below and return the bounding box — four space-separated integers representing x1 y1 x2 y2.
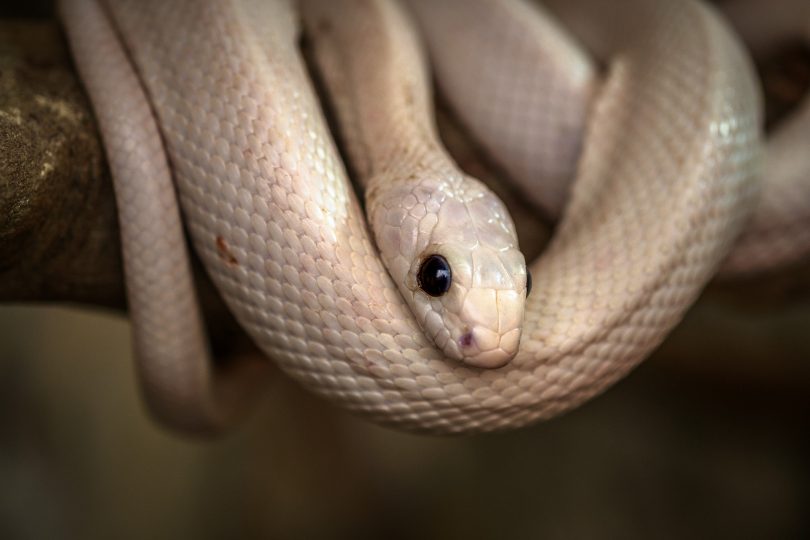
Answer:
526 270 532 296
417 254 452 297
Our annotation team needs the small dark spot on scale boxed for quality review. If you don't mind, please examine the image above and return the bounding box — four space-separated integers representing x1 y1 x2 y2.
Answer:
216 235 239 266
459 332 474 348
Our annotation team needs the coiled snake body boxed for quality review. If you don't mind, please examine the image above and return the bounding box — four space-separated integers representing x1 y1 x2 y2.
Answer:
59 0 805 435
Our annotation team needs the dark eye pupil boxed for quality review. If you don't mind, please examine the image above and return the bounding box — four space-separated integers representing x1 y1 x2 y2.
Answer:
526 270 532 296
418 255 452 297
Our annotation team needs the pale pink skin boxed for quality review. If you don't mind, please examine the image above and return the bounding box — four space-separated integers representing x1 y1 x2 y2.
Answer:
304 0 529 368
369 170 528 368
62 0 762 436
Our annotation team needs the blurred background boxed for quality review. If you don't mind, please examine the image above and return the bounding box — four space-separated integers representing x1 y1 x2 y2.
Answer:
2 0 810 538
1 288 809 539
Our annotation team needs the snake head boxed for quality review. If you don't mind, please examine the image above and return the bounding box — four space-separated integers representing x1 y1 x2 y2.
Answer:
370 174 528 368
410 241 528 368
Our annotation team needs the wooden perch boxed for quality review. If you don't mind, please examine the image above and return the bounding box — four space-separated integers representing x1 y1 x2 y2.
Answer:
0 21 262 355
0 21 124 308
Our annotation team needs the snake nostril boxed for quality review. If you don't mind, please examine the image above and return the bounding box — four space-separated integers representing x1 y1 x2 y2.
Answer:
459 332 474 348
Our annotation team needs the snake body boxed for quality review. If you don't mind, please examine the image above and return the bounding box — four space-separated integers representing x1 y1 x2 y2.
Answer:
411 0 810 275
60 0 762 434
302 0 529 369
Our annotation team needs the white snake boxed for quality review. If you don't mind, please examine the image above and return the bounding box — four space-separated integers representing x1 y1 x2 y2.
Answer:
57 0 807 435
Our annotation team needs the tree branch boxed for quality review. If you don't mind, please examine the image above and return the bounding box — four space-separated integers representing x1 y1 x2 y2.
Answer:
0 20 261 356
0 21 123 308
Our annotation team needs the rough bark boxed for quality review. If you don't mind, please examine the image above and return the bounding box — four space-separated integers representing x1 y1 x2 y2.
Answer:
0 20 259 355
0 21 123 308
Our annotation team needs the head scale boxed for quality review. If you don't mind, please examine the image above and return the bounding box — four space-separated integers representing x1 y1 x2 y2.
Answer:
369 172 529 368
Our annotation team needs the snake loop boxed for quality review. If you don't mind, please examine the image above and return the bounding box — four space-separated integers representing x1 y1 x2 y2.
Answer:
60 0 761 434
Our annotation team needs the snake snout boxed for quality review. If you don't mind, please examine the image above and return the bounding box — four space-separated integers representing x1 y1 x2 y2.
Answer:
457 289 524 369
